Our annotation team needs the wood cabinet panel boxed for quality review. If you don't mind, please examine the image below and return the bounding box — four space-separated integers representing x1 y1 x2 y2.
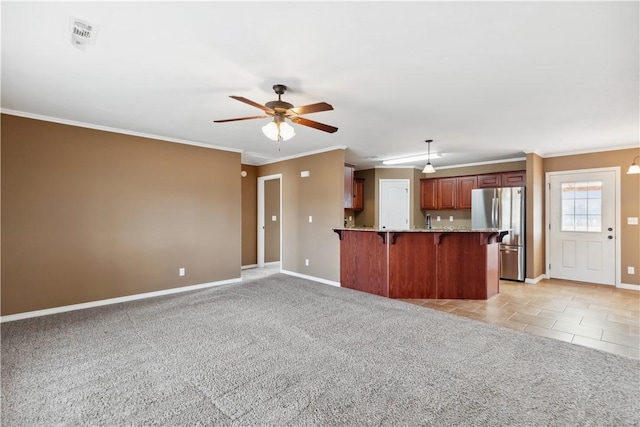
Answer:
478 173 502 188
437 178 457 210
344 164 354 209
353 178 364 211
388 233 438 298
436 233 499 299
339 230 388 297
502 171 526 187
420 179 438 210
457 176 477 209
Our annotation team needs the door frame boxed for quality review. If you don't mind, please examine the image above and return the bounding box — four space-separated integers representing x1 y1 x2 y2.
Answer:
378 178 411 230
545 167 621 286
257 174 282 268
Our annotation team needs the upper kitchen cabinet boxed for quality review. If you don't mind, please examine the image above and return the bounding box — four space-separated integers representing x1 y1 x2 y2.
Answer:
437 178 457 210
420 179 438 210
420 175 477 210
456 175 478 209
501 171 526 187
344 164 355 209
478 171 526 188
353 178 365 211
420 177 457 210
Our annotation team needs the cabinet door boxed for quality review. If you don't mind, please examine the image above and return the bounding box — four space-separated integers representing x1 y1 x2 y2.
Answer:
502 171 526 187
420 179 438 210
353 178 365 211
344 164 354 208
437 178 457 210
477 173 502 188
457 176 477 209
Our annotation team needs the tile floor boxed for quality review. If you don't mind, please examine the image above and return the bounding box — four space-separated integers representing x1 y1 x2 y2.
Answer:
401 279 640 359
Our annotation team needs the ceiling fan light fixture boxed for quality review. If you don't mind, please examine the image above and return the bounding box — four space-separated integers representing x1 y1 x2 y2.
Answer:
262 119 295 142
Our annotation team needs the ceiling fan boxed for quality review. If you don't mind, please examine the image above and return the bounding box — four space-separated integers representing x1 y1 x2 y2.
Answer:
214 84 338 141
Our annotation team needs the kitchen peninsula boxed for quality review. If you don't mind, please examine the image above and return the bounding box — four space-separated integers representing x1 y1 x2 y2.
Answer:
333 228 508 300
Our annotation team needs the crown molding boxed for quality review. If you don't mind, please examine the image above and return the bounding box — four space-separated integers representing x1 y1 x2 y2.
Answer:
537 144 640 158
254 145 348 166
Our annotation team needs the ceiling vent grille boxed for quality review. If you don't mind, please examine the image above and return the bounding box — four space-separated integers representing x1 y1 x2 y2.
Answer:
71 18 99 50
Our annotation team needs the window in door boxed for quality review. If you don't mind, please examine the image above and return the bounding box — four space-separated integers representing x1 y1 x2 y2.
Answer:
561 181 602 232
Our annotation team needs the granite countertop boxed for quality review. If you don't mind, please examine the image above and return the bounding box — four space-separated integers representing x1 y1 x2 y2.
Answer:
333 227 509 233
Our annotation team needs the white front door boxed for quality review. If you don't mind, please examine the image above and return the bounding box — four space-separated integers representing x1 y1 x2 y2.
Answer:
547 170 617 285
379 179 410 230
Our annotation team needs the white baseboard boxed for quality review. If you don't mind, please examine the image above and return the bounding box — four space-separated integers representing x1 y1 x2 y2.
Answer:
617 282 640 291
281 269 341 287
524 274 546 284
241 264 258 270
0 277 242 323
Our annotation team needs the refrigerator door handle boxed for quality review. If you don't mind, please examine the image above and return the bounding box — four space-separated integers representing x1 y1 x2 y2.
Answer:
491 197 498 228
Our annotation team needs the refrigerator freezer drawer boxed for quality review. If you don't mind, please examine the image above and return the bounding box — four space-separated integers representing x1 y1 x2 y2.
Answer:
500 245 525 282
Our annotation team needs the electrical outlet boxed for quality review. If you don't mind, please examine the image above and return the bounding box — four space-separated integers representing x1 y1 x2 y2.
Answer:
449 216 454 222
436 216 441 222
308 216 313 223
628 266 635 275
305 259 309 266
179 267 185 277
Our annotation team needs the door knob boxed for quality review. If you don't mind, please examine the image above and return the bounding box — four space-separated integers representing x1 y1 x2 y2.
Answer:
608 235 613 239
607 227 613 231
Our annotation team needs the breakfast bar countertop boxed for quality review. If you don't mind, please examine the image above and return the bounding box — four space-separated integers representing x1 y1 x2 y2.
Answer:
332 226 509 233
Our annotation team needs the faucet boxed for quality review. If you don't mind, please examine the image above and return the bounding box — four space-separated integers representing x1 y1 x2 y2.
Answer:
425 213 432 229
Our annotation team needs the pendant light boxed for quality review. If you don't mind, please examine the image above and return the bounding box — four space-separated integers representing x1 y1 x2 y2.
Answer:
422 139 436 174
627 155 640 174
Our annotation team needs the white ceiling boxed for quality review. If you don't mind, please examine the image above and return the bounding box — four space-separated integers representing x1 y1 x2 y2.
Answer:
2 1 638 170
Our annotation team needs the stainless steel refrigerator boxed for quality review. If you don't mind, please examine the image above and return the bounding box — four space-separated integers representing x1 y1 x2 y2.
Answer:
471 187 526 281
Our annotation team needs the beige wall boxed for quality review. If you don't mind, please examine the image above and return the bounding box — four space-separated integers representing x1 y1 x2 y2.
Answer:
543 148 640 285
354 169 375 227
1 114 242 316
241 164 258 266
259 149 344 282
526 153 545 280
264 178 281 263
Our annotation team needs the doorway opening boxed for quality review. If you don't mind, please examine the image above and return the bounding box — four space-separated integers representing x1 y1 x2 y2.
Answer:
258 174 282 269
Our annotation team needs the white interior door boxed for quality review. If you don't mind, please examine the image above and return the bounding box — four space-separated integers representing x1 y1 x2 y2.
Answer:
379 179 410 230
548 170 617 285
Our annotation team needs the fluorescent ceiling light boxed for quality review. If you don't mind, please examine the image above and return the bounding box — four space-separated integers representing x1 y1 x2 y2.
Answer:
382 153 441 165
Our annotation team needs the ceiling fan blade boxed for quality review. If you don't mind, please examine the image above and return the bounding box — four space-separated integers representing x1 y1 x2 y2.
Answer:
229 96 275 114
214 115 268 123
290 116 338 133
288 102 334 115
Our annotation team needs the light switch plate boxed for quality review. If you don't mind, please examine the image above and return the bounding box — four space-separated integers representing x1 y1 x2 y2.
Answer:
628 217 638 225
271 215 277 221
308 216 313 223
300 170 310 178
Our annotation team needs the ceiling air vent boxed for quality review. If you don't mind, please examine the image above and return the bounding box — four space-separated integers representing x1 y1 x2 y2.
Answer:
70 18 99 50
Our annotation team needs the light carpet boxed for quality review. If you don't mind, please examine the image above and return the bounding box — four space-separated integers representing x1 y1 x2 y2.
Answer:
2 273 639 426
